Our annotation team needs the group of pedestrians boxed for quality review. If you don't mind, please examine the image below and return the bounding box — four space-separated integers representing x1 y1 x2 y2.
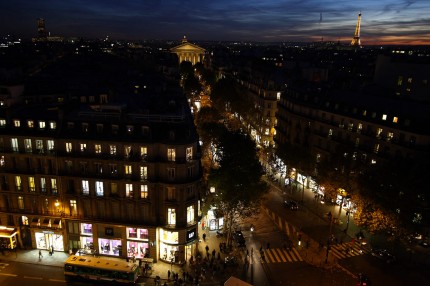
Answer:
38 245 55 260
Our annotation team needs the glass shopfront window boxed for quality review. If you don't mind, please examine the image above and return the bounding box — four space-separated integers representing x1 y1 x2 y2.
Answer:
81 236 93 251
127 227 148 239
81 223 93 234
159 229 179 262
98 238 122 256
35 231 64 251
127 241 149 259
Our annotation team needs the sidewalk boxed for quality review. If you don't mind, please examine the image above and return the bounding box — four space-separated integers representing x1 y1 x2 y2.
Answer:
0 248 69 268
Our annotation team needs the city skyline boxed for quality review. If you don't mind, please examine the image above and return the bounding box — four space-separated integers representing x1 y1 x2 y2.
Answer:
1 0 430 45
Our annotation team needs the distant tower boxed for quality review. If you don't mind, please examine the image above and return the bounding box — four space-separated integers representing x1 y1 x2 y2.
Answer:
351 13 362 46
37 18 47 37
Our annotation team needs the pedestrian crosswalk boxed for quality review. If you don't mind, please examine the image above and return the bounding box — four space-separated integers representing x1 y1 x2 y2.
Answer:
248 248 303 264
329 241 369 260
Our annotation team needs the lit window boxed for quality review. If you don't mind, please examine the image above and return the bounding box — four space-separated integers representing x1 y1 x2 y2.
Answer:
27 120 34 128
15 175 22 191
40 178 46 192
22 216 29 225
95 144 102 154
0 155 4 166
167 148 176 161
28 177 35 192
387 132 394 142
140 146 147 160
24 139 32 152
49 121 56 129
14 119 20 127
70 200 77 215
18 196 24 209
124 146 132 158
382 114 387 121
109 164 117 175
187 205 195 223
36 140 43 153
66 142 72 153
397 76 403 86
82 180 89 195
140 166 147 181
393 117 398 123
110 145 117 155
51 178 57 194
96 181 104 196
11 138 19 152
111 182 118 195
126 125 134 133
80 143 87 152
374 143 380 154
126 183 133 198
39 121 45 129
0 119 6 127
125 165 132 175
140 185 148 199
376 128 383 138
407 77 413 84
47 140 55 153
168 208 176 225
186 147 193 161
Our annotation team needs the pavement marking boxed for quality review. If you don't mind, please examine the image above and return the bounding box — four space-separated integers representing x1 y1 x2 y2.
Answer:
24 276 43 279
284 221 290 236
49 278 66 283
292 247 303 261
281 249 293 262
275 248 287 262
0 273 18 277
269 248 281 262
265 248 276 262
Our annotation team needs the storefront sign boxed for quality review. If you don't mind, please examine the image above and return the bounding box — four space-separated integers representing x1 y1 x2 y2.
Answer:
186 228 196 242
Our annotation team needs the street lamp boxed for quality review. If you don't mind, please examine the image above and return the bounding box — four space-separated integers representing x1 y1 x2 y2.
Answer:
54 200 60 213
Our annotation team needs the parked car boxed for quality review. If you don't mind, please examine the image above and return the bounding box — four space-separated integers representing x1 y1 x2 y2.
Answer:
233 230 246 247
371 248 396 263
284 200 298 210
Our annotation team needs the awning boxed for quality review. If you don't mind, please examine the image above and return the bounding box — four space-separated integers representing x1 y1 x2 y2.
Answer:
30 218 40 227
0 226 18 238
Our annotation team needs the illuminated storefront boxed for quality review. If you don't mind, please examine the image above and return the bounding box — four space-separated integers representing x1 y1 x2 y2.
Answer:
126 227 150 259
159 229 179 262
0 226 18 249
98 226 122 256
80 223 94 251
35 231 64 251
206 209 224 231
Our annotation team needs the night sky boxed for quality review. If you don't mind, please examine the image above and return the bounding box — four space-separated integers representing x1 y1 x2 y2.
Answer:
1 0 429 45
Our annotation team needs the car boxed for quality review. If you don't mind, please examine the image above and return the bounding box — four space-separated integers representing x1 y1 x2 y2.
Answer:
370 248 396 263
284 200 298 210
233 230 246 247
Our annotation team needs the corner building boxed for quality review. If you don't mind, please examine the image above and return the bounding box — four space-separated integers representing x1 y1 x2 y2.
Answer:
0 72 202 264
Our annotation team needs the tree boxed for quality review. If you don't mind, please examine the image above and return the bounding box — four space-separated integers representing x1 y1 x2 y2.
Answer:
209 130 268 247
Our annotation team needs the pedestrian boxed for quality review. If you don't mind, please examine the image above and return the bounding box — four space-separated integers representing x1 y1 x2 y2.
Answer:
212 249 216 257
205 245 209 253
266 242 270 249
202 233 206 241
51 245 54 255
39 249 43 260
259 244 263 252
246 248 249 256
168 269 171 280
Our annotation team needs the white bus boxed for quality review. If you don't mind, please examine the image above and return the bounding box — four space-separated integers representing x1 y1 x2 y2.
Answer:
64 255 140 284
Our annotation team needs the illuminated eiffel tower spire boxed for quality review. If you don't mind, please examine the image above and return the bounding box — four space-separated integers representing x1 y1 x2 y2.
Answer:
351 12 362 46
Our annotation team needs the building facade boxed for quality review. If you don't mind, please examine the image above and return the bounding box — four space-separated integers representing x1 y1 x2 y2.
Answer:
0 64 202 264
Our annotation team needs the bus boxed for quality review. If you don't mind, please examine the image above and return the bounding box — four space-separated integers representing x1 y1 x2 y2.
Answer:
64 255 140 284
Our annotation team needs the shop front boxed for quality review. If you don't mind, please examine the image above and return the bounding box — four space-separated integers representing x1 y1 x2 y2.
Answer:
206 209 224 231
126 227 150 259
80 223 94 252
159 229 179 263
0 226 18 249
35 230 64 251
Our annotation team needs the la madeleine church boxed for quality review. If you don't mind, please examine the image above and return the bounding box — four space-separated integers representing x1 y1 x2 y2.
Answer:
170 36 205 65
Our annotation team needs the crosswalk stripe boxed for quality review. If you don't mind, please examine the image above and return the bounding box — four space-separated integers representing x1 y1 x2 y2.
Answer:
276 248 287 262
269 248 281 262
292 247 303 261
281 248 293 262
278 217 283 230
265 249 276 262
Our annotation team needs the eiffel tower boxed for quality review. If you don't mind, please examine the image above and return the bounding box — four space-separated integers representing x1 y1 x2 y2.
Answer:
351 12 362 46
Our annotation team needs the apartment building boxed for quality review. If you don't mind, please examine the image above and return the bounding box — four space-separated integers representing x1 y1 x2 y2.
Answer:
0 55 202 264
